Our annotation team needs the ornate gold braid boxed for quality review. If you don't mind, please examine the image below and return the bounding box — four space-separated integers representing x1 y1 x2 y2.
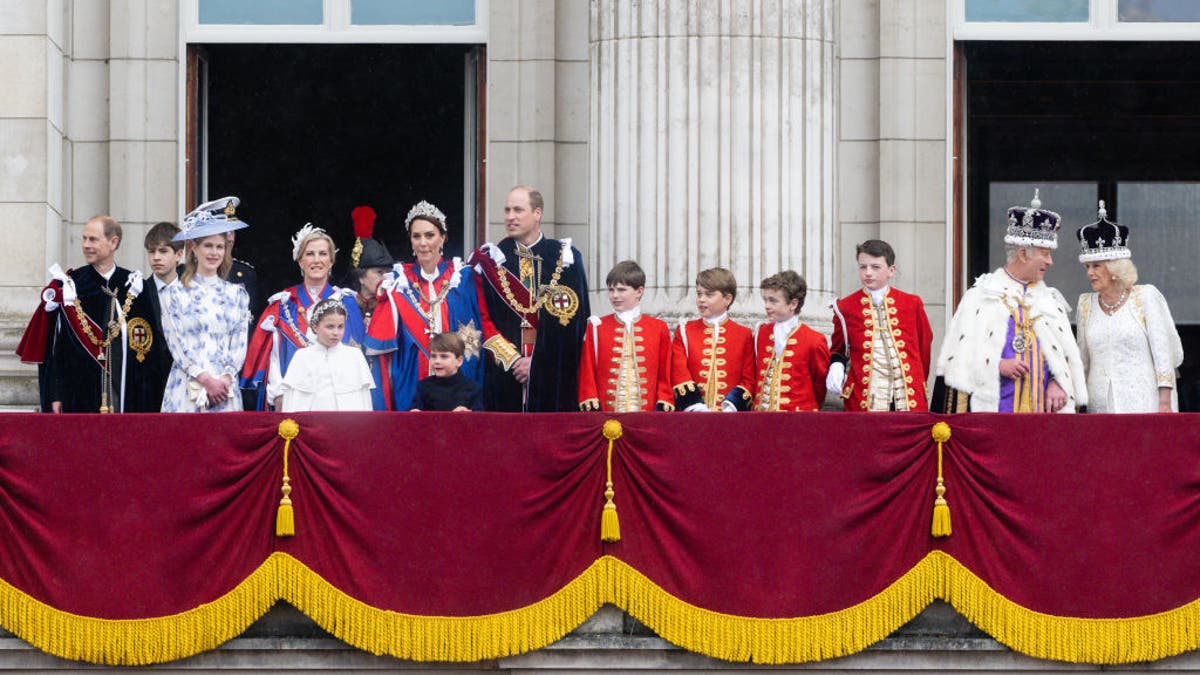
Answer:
497 248 565 314
72 292 138 349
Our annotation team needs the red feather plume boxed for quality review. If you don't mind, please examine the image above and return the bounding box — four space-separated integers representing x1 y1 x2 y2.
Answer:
351 206 376 239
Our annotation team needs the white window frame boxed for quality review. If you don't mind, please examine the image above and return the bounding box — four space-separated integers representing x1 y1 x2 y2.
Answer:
954 0 1200 41
183 0 488 44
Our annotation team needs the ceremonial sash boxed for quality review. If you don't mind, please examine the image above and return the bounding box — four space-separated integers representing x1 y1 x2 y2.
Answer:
61 299 109 370
468 248 540 329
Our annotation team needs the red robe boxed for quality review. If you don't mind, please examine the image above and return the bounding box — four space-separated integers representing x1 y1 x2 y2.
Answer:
670 317 756 411
753 322 829 412
830 288 932 412
579 313 674 412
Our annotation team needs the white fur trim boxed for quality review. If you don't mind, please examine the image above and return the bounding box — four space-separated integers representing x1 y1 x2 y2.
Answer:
1003 234 1058 250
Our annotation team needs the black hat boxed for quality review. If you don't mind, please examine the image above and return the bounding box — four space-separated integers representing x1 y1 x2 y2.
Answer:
358 238 395 269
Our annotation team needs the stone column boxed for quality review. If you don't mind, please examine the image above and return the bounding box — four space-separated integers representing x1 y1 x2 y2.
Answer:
0 0 66 316
107 0 178 267
589 0 836 320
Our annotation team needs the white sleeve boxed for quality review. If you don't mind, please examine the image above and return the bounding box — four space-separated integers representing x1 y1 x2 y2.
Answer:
1140 286 1184 388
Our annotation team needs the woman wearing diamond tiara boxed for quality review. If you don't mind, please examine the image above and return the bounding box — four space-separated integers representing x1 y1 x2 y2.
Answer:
1075 201 1183 413
241 224 366 410
159 199 251 412
364 200 509 410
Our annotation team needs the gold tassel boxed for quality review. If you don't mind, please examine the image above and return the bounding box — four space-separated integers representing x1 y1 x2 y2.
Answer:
277 419 300 537
931 421 952 537
600 419 623 543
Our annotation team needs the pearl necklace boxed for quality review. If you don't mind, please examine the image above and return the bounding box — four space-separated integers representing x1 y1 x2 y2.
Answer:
1098 287 1129 314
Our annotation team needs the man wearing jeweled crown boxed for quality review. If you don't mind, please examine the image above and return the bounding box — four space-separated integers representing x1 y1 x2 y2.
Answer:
933 190 1086 413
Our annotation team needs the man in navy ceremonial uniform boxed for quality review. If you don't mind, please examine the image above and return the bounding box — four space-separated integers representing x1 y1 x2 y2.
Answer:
470 186 590 412
17 215 159 412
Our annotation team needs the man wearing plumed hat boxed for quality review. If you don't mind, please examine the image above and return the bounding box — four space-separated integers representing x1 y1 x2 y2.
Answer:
933 190 1086 413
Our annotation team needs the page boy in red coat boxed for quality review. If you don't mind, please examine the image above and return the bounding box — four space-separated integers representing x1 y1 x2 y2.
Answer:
827 240 932 411
670 267 756 411
753 271 829 411
579 260 674 412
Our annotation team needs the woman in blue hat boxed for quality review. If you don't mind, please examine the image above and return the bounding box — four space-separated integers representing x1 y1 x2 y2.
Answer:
159 197 252 412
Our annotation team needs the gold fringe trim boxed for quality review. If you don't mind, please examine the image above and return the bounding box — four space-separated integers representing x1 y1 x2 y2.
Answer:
276 553 607 661
4 550 1200 665
0 555 280 666
934 551 1200 664
610 555 936 663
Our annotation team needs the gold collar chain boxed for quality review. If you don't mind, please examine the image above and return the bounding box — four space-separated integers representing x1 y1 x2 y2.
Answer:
498 247 566 315
403 273 456 326
73 292 137 349
280 296 315 346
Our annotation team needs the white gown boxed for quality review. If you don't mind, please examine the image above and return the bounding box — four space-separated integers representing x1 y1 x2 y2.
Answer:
280 341 375 412
160 274 251 412
1076 285 1183 413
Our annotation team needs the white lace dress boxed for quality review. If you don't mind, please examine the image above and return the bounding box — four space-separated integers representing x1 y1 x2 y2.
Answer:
160 274 251 412
1076 285 1183 413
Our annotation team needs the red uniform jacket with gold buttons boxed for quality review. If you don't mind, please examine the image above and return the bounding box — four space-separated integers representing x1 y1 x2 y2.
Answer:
829 288 933 411
670 318 756 411
752 322 830 412
578 313 674 412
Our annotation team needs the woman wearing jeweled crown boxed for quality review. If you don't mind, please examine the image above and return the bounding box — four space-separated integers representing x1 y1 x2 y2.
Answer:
240 223 366 410
364 200 510 410
1075 201 1183 413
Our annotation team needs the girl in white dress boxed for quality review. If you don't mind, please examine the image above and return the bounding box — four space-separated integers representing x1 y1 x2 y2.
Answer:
160 199 252 412
1075 202 1183 413
280 299 375 412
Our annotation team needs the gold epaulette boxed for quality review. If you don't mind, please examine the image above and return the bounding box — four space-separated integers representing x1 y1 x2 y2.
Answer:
484 335 521 370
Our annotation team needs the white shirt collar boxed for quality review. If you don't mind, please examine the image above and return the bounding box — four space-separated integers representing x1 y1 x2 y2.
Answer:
515 233 544 251
616 306 642 328
703 312 728 326
773 315 800 353
94 264 115 281
155 276 170 292
419 265 440 283
867 286 889 306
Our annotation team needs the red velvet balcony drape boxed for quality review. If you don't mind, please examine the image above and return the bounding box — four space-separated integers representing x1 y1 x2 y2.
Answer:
0 412 1197 665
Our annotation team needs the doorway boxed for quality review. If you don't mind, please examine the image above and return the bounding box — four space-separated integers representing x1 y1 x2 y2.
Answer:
187 43 484 297
962 41 1200 409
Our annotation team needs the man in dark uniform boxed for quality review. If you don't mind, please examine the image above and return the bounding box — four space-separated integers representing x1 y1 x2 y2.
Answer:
17 215 159 412
226 229 263 320
470 186 590 412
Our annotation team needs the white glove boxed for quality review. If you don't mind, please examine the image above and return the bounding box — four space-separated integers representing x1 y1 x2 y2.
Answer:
684 402 710 412
720 400 739 413
826 362 846 395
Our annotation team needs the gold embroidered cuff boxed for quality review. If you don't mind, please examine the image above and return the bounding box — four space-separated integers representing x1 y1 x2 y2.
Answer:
1157 371 1176 387
579 398 601 412
484 335 521 371
674 381 697 396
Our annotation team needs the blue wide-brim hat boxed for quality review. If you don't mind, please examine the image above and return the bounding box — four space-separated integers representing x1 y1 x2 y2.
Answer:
174 196 250 242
